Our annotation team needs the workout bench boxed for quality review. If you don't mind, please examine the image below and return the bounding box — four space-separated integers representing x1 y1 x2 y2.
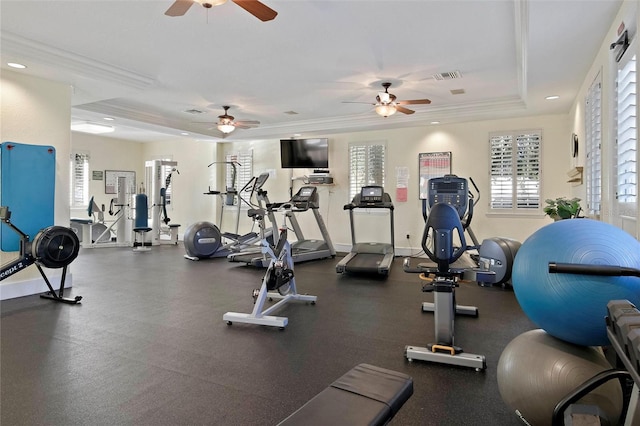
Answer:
277 364 413 426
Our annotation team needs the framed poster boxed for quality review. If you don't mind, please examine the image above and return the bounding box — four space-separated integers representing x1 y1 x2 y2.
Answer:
105 170 136 194
418 152 451 200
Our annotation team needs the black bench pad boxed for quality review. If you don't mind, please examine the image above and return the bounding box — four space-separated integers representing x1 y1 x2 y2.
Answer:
278 364 413 426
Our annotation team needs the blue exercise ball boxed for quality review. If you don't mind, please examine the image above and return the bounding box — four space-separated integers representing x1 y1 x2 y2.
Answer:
512 219 640 346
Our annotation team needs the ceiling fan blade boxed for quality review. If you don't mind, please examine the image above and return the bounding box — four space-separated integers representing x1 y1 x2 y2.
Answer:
235 120 260 127
342 101 376 105
397 99 431 105
165 0 194 16
232 0 277 21
396 105 415 115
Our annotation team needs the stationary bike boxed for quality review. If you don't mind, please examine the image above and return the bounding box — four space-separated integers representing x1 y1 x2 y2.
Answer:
403 201 486 370
223 207 317 329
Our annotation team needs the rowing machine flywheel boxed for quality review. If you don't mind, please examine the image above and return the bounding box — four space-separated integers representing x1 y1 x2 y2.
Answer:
32 226 80 269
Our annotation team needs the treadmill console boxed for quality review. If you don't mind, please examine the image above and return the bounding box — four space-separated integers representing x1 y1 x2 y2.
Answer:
360 186 384 204
292 186 318 210
428 175 468 218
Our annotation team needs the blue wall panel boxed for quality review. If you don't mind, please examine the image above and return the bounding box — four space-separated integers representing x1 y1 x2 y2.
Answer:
0 142 56 251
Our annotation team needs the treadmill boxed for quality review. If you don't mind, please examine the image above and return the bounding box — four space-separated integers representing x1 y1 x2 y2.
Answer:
336 186 395 276
286 186 336 263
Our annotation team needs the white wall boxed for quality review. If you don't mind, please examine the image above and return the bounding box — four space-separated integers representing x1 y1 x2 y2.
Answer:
71 132 145 219
141 139 218 232
0 70 72 298
568 0 639 237
219 113 571 253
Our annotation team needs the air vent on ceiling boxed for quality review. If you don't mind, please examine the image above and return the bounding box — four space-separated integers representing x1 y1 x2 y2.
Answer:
184 108 205 114
450 89 465 95
433 70 463 81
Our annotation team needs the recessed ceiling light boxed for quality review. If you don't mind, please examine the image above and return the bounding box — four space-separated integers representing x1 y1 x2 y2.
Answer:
70 121 114 134
545 95 560 100
430 121 440 125
103 117 115 121
7 62 27 69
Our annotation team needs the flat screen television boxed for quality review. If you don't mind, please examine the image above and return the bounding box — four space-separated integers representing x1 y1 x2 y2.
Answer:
280 138 329 169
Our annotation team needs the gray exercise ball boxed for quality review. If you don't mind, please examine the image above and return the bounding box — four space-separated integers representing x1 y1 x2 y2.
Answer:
497 329 623 426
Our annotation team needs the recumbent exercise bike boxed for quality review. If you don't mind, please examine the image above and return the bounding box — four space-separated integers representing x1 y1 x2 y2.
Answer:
403 175 487 370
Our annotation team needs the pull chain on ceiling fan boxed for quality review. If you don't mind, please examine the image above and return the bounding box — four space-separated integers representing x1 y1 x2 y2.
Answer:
165 0 277 21
343 82 432 117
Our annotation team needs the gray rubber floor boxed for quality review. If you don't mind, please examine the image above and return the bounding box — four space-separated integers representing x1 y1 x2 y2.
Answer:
1 244 535 425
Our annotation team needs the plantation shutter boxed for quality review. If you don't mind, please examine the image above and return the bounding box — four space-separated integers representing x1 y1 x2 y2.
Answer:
586 75 602 216
490 131 541 211
615 52 637 212
70 152 90 207
490 135 514 209
348 142 386 200
515 132 540 209
226 152 253 203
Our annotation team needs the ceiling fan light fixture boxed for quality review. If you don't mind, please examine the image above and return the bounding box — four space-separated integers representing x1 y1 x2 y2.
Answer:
375 104 397 117
195 0 227 7
217 123 235 134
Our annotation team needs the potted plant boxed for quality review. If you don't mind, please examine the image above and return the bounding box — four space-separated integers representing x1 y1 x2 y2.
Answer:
544 197 582 220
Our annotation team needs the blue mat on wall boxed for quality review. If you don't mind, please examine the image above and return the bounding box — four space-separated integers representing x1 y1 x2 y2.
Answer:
1 142 56 252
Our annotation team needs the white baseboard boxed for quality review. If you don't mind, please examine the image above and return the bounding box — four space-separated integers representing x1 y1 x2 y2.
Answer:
0 273 73 301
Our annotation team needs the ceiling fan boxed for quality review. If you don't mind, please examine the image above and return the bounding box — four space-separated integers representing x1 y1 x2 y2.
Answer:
195 106 260 138
344 82 432 117
165 0 277 22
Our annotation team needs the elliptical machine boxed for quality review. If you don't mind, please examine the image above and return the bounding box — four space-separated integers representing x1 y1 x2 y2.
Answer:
183 172 273 260
0 206 81 304
416 175 520 288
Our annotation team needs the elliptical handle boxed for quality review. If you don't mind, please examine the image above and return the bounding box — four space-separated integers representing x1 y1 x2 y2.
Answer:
549 262 640 277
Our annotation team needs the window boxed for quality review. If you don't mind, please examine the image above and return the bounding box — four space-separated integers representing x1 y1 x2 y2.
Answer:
226 151 253 203
585 74 602 217
615 50 637 216
160 160 177 206
70 151 89 207
489 131 541 212
348 141 386 200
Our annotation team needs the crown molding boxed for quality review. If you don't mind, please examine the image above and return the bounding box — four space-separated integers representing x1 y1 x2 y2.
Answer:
1 31 155 91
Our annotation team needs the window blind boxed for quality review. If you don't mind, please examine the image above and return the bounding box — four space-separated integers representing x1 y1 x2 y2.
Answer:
348 142 386 200
226 152 253 202
616 53 637 206
70 152 90 207
586 75 602 216
490 131 540 211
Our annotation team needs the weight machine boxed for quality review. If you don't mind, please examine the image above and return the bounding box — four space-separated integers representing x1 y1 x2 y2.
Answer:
70 175 134 248
145 159 180 245
1 206 82 304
